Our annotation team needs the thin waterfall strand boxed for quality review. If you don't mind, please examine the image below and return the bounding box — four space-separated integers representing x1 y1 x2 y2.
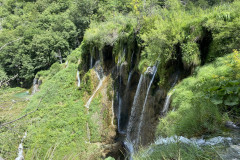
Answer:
15 132 27 160
126 74 144 144
77 70 81 87
137 65 158 145
85 73 104 109
162 74 179 114
31 78 38 95
117 48 125 133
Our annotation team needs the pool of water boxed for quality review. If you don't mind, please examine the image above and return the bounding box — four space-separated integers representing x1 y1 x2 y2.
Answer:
14 91 30 98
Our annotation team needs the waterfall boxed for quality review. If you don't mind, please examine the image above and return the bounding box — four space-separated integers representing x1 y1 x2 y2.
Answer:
124 74 144 159
90 55 93 69
15 132 27 160
85 61 104 109
162 74 179 115
127 70 134 87
117 63 124 134
90 47 94 69
136 65 158 145
31 78 38 95
124 140 134 160
77 70 81 87
117 48 126 134
162 94 172 114
85 72 104 109
65 60 68 68
126 74 144 151
85 61 105 143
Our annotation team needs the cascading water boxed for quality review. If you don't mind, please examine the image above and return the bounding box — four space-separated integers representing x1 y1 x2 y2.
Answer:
90 55 93 69
77 70 81 87
15 132 27 160
90 47 94 69
85 61 105 143
31 78 38 95
85 69 104 109
162 74 179 115
65 60 68 68
137 65 158 145
162 94 172 114
117 48 126 134
127 71 134 87
117 64 124 134
111 100 115 126
125 74 144 157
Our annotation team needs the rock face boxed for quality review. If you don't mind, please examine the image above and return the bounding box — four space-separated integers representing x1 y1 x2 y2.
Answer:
84 45 181 158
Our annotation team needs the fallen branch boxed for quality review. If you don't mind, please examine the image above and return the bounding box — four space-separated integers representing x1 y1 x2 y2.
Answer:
0 74 18 88
0 37 23 51
0 89 50 128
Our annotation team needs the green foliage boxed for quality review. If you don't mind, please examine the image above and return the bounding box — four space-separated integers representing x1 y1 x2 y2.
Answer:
105 157 115 160
67 45 82 63
135 141 220 160
139 0 240 81
84 14 137 49
157 52 240 137
23 64 105 159
0 66 8 82
181 42 201 68
204 1 240 62
0 0 95 86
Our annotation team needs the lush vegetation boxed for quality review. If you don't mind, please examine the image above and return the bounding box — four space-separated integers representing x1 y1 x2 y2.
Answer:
0 0 96 86
22 63 114 159
157 50 240 137
1 0 240 159
0 88 29 159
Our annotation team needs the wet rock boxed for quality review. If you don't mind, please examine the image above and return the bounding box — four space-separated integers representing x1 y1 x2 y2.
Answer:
220 145 240 160
225 121 240 129
102 142 123 159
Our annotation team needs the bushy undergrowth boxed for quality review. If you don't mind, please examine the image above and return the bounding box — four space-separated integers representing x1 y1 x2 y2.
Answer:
157 51 240 137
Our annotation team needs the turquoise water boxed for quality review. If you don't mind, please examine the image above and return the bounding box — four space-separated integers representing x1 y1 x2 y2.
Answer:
14 91 30 98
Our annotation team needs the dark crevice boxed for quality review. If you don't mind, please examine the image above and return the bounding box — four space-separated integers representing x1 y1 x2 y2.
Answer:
198 28 213 65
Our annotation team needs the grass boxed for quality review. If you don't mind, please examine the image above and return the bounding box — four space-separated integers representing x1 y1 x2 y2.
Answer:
0 87 30 159
18 63 115 159
134 141 221 160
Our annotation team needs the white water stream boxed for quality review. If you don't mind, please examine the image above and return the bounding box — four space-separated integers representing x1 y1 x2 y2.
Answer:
162 74 179 115
125 74 144 157
77 70 81 87
85 72 104 109
85 64 105 143
15 132 27 160
117 48 126 134
136 65 158 145
31 78 38 95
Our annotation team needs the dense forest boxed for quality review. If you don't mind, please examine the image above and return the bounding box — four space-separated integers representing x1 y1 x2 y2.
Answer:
0 0 240 160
